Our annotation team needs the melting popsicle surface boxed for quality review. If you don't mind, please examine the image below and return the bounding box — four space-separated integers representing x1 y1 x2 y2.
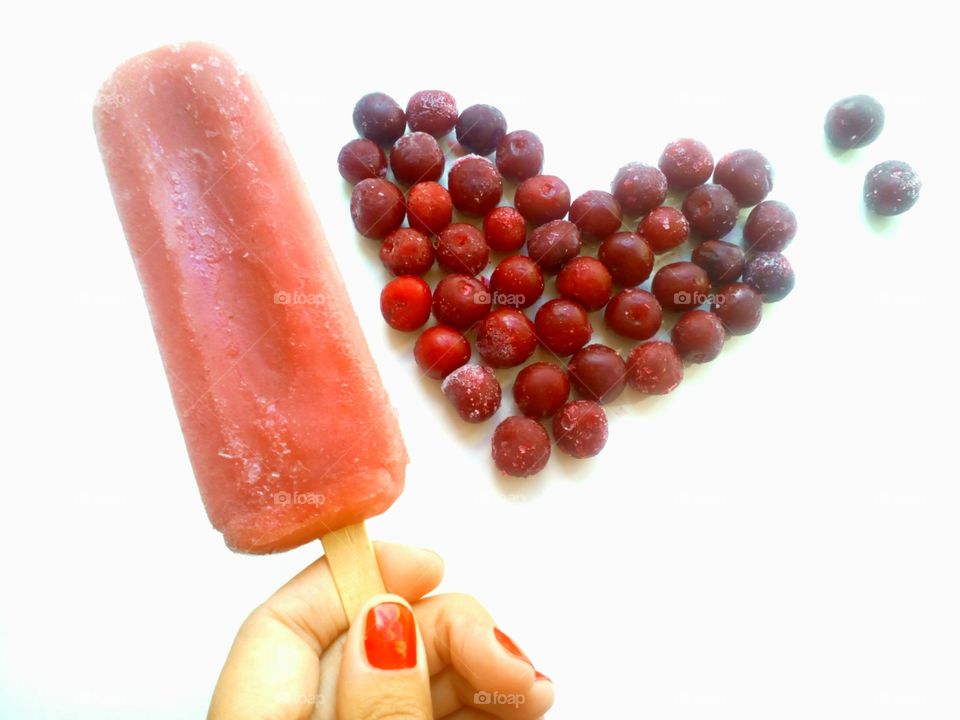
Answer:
94 43 406 553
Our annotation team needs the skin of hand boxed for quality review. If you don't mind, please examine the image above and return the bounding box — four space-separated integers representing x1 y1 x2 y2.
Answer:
208 542 554 719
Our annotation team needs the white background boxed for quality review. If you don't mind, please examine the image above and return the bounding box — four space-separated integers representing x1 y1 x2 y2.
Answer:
1 1 957 717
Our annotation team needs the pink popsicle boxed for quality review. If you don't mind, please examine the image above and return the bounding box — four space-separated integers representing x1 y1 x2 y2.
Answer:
94 43 406 554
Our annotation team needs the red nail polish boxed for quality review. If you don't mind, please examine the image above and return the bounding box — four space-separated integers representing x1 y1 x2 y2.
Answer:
365 602 417 670
494 627 533 665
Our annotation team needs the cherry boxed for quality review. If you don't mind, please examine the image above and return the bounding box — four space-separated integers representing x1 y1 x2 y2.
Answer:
526 220 582 274
556 257 613 311
390 132 444 185
380 276 432 331
406 181 452 236
712 283 762 336
568 190 622 241
658 138 714 191
597 232 654 287
448 155 503 216
337 138 387 184
604 288 663 340
671 310 725 363
626 341 683 395
353 92 406 146
863 160 921 216
476 309 538 368
691 240 745 285
380 228 434 276
441 364 501 422
414 325 471 379
456 104 507 156
534 299 592 356
515 175 571 226
513 362 570 419
489 255 544 309
743 200 797 253
682 184 739 240
496 130 544 182
611 162 668 216
652 262 710 312
483 206 527 252
491 416 551 477
553 400 608 459
436 223 490 275
742 252 796 302
350 178 405 239
825 95 884 150
713 149 773 207
406 90 458 137
638 206 690 253
567 344 627 403
432 274 491 329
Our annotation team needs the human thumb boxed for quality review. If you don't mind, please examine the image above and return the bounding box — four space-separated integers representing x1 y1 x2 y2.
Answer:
336 594 432 720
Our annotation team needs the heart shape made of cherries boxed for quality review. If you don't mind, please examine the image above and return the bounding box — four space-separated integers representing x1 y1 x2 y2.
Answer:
341 89 798 479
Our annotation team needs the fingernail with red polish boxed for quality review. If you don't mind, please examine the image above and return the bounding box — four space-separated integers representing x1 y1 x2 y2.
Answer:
494 627 534 665
365 602 417 670
495 628 551 681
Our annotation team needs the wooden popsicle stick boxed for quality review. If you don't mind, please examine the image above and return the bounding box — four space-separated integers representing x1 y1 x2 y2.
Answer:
321 522 386 622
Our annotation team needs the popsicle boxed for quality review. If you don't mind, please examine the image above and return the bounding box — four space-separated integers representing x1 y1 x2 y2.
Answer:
94 43 406 613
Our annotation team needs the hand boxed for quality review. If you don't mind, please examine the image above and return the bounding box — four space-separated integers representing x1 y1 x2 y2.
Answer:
209 542 555 719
